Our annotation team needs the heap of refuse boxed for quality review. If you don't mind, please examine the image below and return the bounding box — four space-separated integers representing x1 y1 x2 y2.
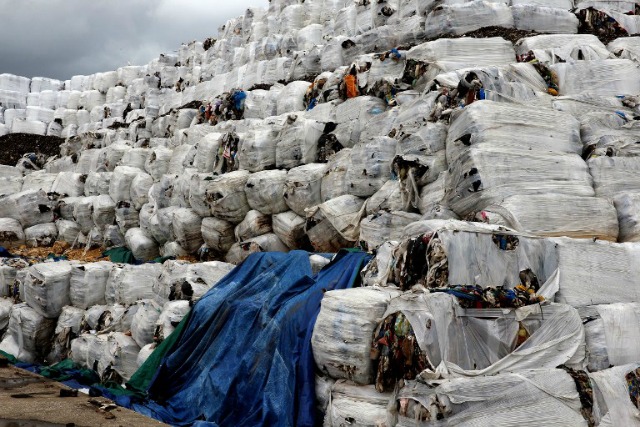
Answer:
2 0 640 425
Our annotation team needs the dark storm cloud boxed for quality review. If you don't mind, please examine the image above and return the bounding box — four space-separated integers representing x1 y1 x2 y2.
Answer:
0 0 265 81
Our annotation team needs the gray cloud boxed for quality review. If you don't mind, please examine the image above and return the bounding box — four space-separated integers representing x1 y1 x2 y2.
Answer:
0 0 265 81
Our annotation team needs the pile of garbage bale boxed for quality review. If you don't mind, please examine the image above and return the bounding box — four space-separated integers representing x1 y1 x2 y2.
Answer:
1 0 640 424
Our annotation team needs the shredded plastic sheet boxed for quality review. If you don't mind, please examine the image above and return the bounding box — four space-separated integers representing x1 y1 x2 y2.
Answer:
481 194 619 241
380 292 585 380
393 369 588 426
516 34 612 63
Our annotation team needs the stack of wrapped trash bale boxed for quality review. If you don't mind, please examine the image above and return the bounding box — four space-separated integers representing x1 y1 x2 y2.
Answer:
1 0 640 424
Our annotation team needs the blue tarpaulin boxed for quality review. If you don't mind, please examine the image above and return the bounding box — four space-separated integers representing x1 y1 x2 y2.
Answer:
121 249 370 426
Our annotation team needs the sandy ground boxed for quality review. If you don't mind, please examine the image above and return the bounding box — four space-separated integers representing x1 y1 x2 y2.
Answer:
0 363 167 426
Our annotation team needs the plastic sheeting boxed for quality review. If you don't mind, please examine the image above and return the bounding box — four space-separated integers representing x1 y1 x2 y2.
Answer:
551 59 640 96
24 262 72 318
516 34 611 63
245 170 289 215
423 1 514 39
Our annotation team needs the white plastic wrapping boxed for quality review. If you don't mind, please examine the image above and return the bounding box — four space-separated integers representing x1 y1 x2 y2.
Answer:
245 170 289 215
106 263 162 306
201 217 236 254
69 261 112 309
551 59 640 96
131 299 162 348
0 303 55 363
0 218 25 246
47 305 85 363
109 166 141 203
360 211 422 250
589 156 640 198
325 382 392 427
155 300 190 342
272 211 308 250
172 208 203 253
512 5 579 34
24 223 58 247
346 137 396 197
23 261 72 318
481 194 619 241
125 227 159 261
423 1 514 39
235 210 272 242
283 163 328 216
312 287 401 384
321 149 352 201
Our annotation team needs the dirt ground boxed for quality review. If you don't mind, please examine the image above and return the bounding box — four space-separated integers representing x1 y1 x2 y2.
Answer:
0 363 167 426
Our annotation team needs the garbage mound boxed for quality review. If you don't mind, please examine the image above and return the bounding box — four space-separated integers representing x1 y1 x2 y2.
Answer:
2 0 640 425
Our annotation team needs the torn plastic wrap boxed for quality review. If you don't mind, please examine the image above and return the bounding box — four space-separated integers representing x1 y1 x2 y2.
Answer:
155 300 190 342
0 190 53 228
312 287 401 385
47 305 85 363
377 292 585 383
225 233 289 264
0 218 25 247
392 369 589 427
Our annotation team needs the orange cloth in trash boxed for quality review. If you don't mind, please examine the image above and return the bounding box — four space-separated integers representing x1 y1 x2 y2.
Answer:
344 74 358 98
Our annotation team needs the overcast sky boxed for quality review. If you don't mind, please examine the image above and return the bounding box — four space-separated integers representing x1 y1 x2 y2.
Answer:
0 0 265 81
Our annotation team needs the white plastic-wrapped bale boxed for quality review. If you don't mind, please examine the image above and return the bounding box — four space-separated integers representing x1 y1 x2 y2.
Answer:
170 168 198 209
125 227 159 261
155 300 190 342
312 287 400 384
0 303 55 363
238 127 280 172
445 148 594 217
25 106 55 123
225 233 289 264
55 219 81 245
109 166 141 203
360 211 422 250
92 195 116 231
193 133 221 173
115 201 139 234
276 116 325 169
137 343 156 367
148 174 176 210
188 173 214 218
325 382 392 427
581 304 640 372
69 261 112 309
235 210 272 242
423 1 514 39
205 170 251 224
105 332 141 382
614 192 640 242
0 176 22 198
168 144 197 175
321 149 351 202
145 206 179 245
283 163 328 216
608 36 640 62
245 170 289 215
310 194 366 245
0 218 25 246
511 5 579 34
276 81 310 115
145 147 173 180
24 223 58 247
272 211 309 250
172 208 203 253
84 172 113 196
120 147 150 171
554 238 640 307
0 190 53 228
334 97 388 148
590 156 640 198
47 305 85 363
0 298 12 333
392 370 587 427
346 137 396 197
130 173 153 210
551 59 640 96
365 179 405 215
106 263 162 306
0 258 29 299
481 194 619 241
72 196 96 234
23 261 72 318
0 74 30 93
131 299 163 348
